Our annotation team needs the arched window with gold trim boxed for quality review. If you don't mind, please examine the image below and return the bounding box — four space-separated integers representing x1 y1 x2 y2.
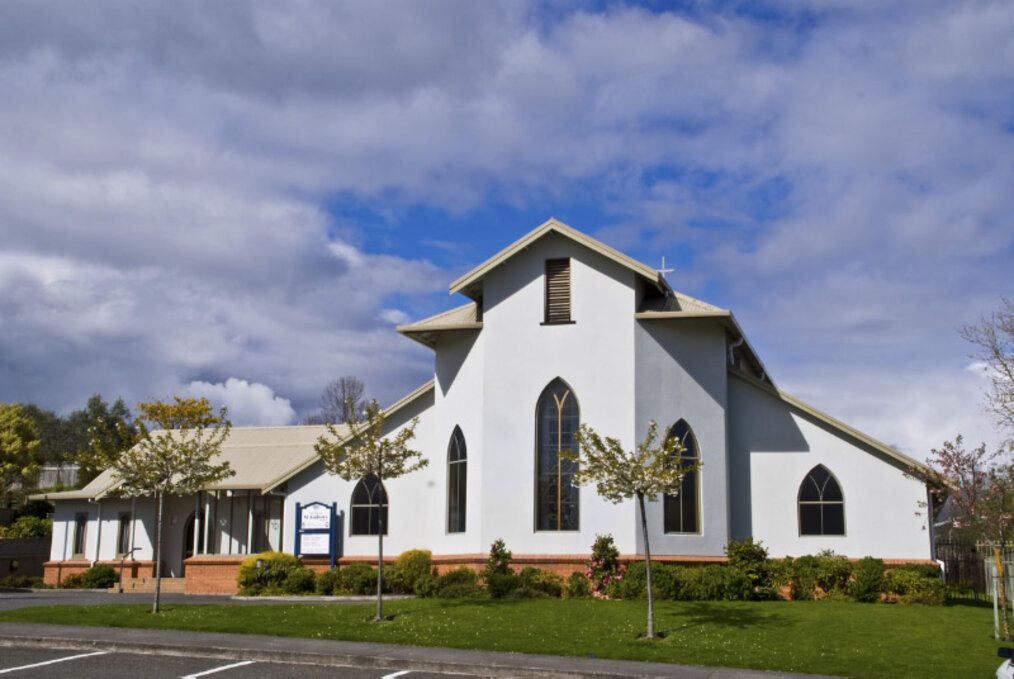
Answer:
536 378 580 531
447 426 467 533
663 419 700 533
350 474 388 536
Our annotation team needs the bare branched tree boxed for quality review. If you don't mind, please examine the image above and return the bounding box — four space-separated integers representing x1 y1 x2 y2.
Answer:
305 376 367 425
962 298 1014 444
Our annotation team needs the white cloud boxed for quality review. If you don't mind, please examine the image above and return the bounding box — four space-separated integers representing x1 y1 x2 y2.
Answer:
184 378 296 426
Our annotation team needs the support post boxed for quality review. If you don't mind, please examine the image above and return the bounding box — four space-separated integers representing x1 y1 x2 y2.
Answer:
294 502 301 558
128 497 137 560
246 490 254 555
204 492 213 555
93 501 103 566
192 492 201 556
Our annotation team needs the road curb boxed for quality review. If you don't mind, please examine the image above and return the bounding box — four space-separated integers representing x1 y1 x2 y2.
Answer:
0 622 830 679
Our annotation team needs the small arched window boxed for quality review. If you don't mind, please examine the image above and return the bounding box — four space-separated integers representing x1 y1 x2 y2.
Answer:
664 419 700 533
350 474 388 536
447 426 467 533
536 378 580 531
798 465 844 536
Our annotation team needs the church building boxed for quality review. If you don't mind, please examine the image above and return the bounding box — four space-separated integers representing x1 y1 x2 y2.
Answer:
35 219 935 593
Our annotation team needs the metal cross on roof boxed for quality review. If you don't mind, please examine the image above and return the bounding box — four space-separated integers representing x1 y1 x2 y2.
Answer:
657 256 675 279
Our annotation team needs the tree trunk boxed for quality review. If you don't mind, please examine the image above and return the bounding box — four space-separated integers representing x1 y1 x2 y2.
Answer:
152 492 164 614
376 498 384 621
996 546 1011 641
637 492 655 639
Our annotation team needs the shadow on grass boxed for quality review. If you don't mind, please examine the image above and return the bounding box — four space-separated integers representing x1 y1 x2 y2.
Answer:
676 602 784 630
945 597 995 609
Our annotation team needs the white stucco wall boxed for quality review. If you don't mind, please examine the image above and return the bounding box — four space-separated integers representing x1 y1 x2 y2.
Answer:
635 319 730 556
728 374 932 559
478 233 639 554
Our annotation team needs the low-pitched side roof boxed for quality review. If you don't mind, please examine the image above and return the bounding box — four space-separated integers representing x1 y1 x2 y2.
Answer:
30 379 436 502
396 302 482 348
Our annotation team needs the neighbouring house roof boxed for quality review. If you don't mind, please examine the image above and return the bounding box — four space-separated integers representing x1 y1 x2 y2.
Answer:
449 217 665 300
397 302 482 348
29 379 436 502
728 367 932 477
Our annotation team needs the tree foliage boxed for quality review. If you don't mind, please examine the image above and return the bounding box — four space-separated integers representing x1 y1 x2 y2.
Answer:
314 398 426 621
924 435 1013 640
568 421 698 638
112 396 233 613
0 403 42 503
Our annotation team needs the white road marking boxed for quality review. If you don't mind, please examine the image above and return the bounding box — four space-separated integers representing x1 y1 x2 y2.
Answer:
0 651 109 674
180 660 256 678
382 672 412 679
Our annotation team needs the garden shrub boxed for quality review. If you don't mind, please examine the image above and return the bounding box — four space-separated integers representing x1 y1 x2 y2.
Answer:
885 568 946 605
725 538 769 592
517 567 564 598
60 573 84 589
413 574 437 598
381 563 404 593
315 568 341 595
508 585 550 599
237 551 304 595
891 562 941 579
282 568 316 594
81 564 118 589
765 557 794 589
587 534 621 598
790 555 820 600
434 567 483 598
614 561 677 600
393 549 432 593
814 550 852 595
670 565 751 601
0 575 44 588
564 572 590 599
485 572 521 598
339 562 377 595
848 557 885 603
484 539 512 579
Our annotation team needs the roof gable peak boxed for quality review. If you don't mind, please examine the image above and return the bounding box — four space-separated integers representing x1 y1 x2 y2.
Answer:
449 217 663 299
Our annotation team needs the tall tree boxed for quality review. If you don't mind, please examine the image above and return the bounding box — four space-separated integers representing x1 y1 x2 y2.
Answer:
314 398 426 621
568 421 697 639
925 437 1013 640
962 298 1014 443
307 376 367 425
18 404 86 465
74 396 137 484
112 397 233 613
0 404 42 506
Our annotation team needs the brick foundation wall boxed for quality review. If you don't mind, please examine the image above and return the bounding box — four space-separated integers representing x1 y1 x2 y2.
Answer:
183 555 246 594
43 560 157 588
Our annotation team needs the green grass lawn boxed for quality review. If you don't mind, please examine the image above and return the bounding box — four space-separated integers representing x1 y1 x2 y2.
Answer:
0 598 1004 678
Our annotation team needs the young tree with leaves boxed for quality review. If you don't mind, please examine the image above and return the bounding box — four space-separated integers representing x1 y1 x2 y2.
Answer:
568 421 697 639
112 397 232 613
924 436 1013 640
314 398 426 621
0 403 42 505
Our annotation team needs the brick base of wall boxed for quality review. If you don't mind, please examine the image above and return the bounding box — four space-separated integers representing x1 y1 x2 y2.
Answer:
43 560 157 588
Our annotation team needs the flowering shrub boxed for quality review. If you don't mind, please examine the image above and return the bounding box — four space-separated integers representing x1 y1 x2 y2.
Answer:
587 534 622 599
484 539 512 579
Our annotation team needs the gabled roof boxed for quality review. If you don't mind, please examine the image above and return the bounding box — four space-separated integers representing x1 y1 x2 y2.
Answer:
397 302 482 348
30 380 436 502
449 217 664 299
729 367 932 477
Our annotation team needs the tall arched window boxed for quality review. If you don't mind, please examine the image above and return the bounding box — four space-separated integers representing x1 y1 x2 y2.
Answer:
447 426 467 533
664 419 700 533
798 465 845 536
350 474 388 536
536 378 580 531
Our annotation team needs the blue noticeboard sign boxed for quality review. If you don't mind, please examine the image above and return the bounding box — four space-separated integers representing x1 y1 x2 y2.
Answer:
295 501 341 568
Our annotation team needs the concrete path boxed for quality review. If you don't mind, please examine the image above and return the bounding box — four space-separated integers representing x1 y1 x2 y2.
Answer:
0 589 410 611
0 621 833 679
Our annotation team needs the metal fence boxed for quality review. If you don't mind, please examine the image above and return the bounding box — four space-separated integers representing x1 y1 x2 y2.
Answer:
935 541 1013 601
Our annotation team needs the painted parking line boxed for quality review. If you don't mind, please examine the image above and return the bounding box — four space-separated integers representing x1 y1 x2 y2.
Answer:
180 660 257 678
0 651 109 675
382 672 412 679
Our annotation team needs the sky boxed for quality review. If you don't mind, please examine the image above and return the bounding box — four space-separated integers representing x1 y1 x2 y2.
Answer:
0 1 1011 460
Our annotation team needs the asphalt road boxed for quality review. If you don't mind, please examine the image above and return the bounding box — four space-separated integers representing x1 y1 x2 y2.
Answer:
0 646 479 678
0 590 344 611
